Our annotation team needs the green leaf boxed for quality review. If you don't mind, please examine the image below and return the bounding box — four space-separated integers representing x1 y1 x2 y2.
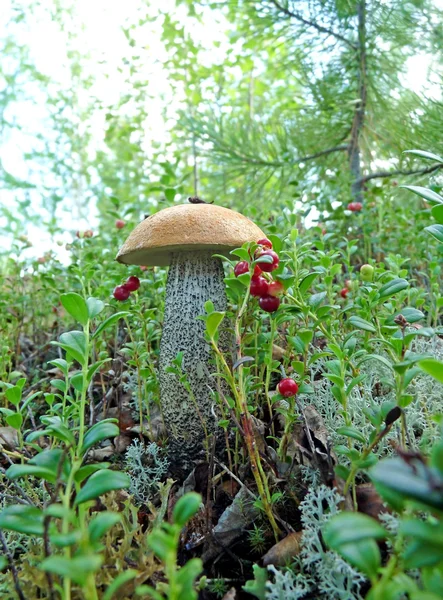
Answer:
377 278 409 299
0 556 7 570
55 331 87 366
298 272 319 295
337 426 367 444
74 470 130 505
386 308 424 325
103 570 138 600
40 555 103 585
74 463 111 484
87 297 105 319
336 538 381 579
0 505 44 536
92 311 131 339
431 204 443 224
230 247 250 261
401 185 443 205
5 386 21 406
403 149 443 162
418 359 443 383
87 359 111 384
349 316 376 332
172 492 201 527
70 373 84 392
205 312 225 339
60 293 89 326
371 457 443 511
6 412 23 430
324 512 387 547
88 512 121 543
81 421 119 454
164 188 176 202
425 224 443 243
6 463 57 483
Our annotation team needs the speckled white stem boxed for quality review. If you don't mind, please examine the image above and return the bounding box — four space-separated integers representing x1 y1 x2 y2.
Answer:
159 251 229 470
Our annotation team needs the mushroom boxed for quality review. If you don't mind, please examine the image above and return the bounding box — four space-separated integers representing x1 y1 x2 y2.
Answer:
116 203 264 470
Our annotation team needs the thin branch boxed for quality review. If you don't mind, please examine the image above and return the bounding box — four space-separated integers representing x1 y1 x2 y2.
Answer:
0 531 27 600
269 0 357 50
210 143 349 169
358 162 443 185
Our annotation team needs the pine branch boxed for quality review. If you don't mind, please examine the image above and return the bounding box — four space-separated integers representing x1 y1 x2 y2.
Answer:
268 0 357 50
358 162 443 185
212 143 349 168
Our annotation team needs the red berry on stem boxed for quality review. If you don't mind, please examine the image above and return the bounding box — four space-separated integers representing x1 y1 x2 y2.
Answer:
234 261 250 277
113 285 131 301
268 281 284 297
253 264 262 276
115 219 126 229
340 288 349 299
257 249 279 273
347 202 363 212
125 276 140 292
250 276 269 297
259 295 280 312
257 237 273 249
277 378 299 397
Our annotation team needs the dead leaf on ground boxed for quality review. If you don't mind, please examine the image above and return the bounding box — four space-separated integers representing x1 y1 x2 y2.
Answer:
0 426 19 449
262 531 303 566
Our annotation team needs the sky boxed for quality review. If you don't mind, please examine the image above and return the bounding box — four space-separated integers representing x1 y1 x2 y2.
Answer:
0 0 442 261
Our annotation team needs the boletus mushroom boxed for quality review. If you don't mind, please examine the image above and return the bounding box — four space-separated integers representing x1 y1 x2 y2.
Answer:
116 203 264 471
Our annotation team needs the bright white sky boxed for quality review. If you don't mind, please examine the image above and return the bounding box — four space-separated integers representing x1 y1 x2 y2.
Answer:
0 0 442 261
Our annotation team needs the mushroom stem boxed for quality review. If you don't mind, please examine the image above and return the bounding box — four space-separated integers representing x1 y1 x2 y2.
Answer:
159 251 228 470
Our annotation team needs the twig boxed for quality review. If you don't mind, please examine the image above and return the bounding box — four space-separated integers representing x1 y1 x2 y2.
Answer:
213 458 256 500
0 530 27 600
269 0 357 49
358 162 443 185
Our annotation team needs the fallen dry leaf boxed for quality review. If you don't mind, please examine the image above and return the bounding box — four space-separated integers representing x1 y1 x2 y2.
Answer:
262 531 303 566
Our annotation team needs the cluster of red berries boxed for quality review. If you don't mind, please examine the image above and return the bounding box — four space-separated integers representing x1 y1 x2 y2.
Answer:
347 202 363 212
234 238 283 313
277 377 299 397
113 276 141 301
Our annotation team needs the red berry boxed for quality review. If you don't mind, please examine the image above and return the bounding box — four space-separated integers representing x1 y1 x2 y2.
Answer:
234 261 250 277
259 295 280 312
340 288 349 298
256 249 279 273
84 230 93 238
347 202 363 212
113 285 131 301
250 276 269 297
253 264 262 276
115 219 126 229
277 378 299 397
257 237 273 249
125 276 140 292
140 266 148 272
268 281 284 297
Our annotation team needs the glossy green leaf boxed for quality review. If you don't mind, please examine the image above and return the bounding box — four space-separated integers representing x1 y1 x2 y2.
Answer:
418 359 443 383
81 420 119 454
378 278 409 299
401 185 443 205
0 505 44 536
298 272 319 295
425 224 443 243
87 297 105 319
88 512 121 543
404 149 443 162
40 555 103 585
172 492 201 527
74 470 130 505
206 312 225 339
337 426 367 444
431 204 443 224
349 316 376 332
60 293 89 326
55 331 87 366
92 311 131 339
103 570 138 600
